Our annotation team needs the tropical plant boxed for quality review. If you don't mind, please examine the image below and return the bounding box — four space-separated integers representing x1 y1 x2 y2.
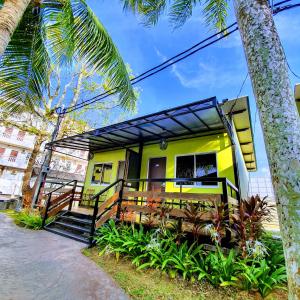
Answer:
94 220 287 296
184 202 207 240
0 0 136 113
236 258 287 297
120 1 300 297
232 195 273 257
14 209 52 229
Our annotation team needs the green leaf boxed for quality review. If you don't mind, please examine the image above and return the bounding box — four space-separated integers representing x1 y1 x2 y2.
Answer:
0 4 50 113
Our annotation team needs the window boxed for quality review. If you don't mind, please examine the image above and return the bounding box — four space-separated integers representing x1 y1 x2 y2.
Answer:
17 131 25 141
75 164 83 174
91 163 112 185
175 153 217 186
0 148 5 158
8 150 18 162
3 127 13 138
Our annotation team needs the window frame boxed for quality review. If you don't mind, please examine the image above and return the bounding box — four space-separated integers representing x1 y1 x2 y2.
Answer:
174 151 218 188
91 162 113 186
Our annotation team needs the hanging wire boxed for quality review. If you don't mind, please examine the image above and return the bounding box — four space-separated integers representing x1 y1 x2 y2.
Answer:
55 0 298 115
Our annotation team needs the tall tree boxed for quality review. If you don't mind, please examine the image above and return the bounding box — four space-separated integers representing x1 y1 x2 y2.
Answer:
0 0 136 112
121 0 300 298
0 64 137 207
0 0 31 56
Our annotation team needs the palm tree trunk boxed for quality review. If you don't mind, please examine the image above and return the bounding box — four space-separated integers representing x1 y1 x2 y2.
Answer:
233 0 300 298
0 0 31 56
22 134 44 208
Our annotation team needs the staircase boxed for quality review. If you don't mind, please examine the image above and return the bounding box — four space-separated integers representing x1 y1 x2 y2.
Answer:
44 211 92 244
42 179 124 245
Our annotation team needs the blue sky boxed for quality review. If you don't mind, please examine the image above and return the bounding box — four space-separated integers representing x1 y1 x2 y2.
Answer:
86 0 300 177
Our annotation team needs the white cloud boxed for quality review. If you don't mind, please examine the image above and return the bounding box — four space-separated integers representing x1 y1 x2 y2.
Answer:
154 47 247 90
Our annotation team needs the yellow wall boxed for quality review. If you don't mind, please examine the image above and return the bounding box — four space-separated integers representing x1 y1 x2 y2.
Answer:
140 133 234 194
83 133 235 197
83 149 126 196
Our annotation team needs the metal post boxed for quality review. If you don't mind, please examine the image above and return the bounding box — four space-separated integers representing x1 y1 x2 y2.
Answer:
116 179 124 220
90 194 100 245
221 179 231 243
68 180 77 211
42 193 52 228
32 111 65 207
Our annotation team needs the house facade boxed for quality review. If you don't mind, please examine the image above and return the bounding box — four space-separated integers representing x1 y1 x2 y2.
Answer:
48 96 256 202
43 96 256 243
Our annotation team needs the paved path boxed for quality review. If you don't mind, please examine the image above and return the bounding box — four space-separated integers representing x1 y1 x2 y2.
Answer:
0 213 129 300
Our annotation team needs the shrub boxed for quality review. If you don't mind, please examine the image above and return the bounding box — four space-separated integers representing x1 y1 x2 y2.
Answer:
95 220 287 297
14 209 52 230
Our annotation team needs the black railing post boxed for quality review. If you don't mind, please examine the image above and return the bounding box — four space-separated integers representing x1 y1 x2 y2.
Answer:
221 179 231 243
90 194 100 245
42 193 52 228
116 179 124 220
68 180 77 211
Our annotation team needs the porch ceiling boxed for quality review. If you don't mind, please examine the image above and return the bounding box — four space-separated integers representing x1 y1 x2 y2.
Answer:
47 97 228 152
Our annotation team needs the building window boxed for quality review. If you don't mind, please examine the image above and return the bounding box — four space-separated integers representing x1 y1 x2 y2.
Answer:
8 150 18 162
3 127 13 138
175 153 217 186
0 148 5 158
75 164 83 173
91 163 112 185
17 131 25 141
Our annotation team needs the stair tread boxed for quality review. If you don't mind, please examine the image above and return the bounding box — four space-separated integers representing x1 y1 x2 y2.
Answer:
54 221 91 233
45 226 90 244
59 215 92 225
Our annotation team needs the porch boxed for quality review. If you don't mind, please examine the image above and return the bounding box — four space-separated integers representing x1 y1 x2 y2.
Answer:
41 176 239 245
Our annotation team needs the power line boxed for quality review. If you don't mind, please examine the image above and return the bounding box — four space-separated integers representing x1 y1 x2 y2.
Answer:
64 23 238 114
58 0 298 115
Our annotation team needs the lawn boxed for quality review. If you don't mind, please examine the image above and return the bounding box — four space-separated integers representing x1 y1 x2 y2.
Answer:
83 247 287 300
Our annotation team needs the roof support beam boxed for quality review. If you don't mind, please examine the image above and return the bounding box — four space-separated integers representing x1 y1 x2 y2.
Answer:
150 121 177 136
165 114 194 133
188 108 210 130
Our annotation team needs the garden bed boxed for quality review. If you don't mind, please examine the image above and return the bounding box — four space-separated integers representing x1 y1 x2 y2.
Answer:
91 220 287 299
83 247 287 300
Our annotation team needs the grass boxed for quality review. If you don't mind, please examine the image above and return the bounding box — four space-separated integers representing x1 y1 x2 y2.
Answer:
82 247 287 300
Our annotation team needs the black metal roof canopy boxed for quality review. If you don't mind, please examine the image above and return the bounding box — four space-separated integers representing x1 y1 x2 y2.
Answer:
47 97 230 152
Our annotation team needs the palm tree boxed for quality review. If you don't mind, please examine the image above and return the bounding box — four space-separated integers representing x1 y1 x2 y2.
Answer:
0 0 31 56
0 0 136 112
121 0 300 298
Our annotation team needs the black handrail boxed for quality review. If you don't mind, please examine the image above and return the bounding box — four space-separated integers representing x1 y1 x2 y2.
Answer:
89 179 124 244
42 180 77 227
44 179 78 196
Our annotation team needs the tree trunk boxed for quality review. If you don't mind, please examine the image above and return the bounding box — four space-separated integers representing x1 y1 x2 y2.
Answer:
0 0 32 56
22 134 44 208
233 0 300 298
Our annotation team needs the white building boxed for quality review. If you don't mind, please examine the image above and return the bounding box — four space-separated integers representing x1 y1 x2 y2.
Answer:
0 125 88 198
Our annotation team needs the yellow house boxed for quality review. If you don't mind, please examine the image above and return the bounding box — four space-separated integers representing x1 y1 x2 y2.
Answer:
44 96 256 244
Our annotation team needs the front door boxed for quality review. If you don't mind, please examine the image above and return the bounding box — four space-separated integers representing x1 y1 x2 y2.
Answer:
148 157 166 192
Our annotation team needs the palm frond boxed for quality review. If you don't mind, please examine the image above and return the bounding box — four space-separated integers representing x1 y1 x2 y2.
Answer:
169 0 199 28
123 0 167 26
42 0 75 65
45 0 136 110
203 0 228 30
0 4 50 113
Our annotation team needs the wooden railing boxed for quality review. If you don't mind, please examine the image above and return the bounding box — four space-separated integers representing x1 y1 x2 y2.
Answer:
42 180 77 227
88 177 240 245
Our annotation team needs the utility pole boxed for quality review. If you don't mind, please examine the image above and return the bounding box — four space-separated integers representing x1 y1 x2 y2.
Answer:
32 110 64 206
